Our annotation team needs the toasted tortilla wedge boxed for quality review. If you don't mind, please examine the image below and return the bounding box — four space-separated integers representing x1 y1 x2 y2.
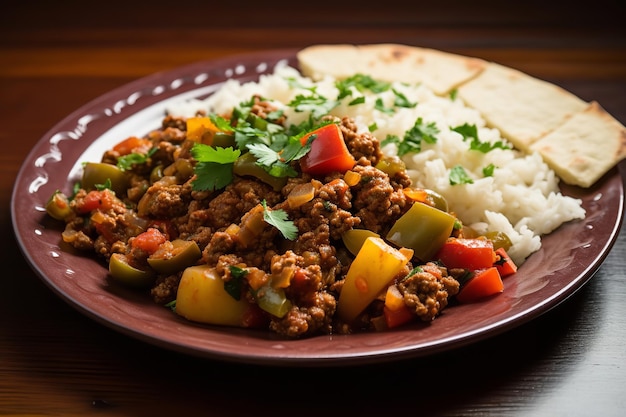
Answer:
456 62 588 152
297 43 486 95
530 101 626 188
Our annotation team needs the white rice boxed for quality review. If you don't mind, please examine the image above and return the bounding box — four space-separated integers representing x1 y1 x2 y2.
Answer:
167 61 586 266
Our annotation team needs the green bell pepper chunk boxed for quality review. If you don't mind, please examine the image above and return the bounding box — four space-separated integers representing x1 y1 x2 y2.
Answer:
233 152 287 191
386 201 456 261
45 191 72 220
109 253 155 288
82 162 129 196
147 239 201 275
254 284 292 318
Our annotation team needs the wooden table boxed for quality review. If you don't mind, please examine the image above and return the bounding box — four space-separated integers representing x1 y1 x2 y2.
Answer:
2 1 625 415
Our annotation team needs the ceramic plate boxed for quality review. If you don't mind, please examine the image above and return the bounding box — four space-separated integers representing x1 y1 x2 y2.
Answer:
11 49 625 366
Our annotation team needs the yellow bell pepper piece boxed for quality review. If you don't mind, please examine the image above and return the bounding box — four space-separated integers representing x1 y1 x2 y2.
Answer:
186 116 220 144
338 237 410 324
175 265 251 327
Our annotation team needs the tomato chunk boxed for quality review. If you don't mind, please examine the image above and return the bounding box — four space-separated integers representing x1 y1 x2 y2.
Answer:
299 123 356 175
435 238 496 270
113 136 152 156
131 228 168 254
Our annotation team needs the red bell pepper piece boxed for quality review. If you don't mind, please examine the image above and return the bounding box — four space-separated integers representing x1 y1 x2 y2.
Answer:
456 266 504 303
299 123 356 175
435 238 496 270
494 247 518 277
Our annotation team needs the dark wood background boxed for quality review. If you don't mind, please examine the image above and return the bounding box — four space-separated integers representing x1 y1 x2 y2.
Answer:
2 1 625 415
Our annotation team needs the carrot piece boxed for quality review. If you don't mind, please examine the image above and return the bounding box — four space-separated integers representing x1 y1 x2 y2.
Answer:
494 247 518 277
456 267 504 304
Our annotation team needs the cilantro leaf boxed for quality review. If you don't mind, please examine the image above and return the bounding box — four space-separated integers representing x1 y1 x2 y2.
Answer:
191 144 240 191
288 93 338 119
449 165 474 185
261 200 298 240
392 88 417 108
224 266 248 300
451 123 511 153
117 147 157 171
483 163 496 177
396 117 439 156
374 98 395 115
336 74 391 97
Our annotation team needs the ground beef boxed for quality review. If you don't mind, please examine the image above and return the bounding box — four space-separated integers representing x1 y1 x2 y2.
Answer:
52 105 465 339
338 116 383 166
350 164 408 233
398 262 460 322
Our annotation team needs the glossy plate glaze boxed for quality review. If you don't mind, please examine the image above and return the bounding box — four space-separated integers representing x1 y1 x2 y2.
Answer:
11 49 625 366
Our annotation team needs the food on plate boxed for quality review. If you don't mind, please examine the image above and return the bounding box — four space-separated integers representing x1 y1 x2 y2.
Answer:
297 44 626 188
47 43 617 339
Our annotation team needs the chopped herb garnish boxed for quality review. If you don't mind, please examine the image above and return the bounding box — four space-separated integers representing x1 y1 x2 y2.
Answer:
335 73 391 100
384 117 439 156
348 96 366 106
483 163 496 177
288 93 338 119
392 88 417 108
191 144 241 191
94 178 112 191
449 165 474 185
225 266 248 300
374 97 395 115
261 200 298 240
451 123 511 153
117 147 157 171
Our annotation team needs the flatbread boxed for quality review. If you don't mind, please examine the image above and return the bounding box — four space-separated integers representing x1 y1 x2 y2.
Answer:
530 101 626 188
297 43 486 95
456 62 588 152
296 43 626 188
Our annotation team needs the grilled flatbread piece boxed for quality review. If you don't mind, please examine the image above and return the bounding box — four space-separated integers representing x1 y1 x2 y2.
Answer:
297 43 486 95
530 101 626 188
456 62 588 152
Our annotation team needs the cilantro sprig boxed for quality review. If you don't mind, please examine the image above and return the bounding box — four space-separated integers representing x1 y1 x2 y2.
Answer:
451 123 511 153
261 200 298 240
190 144 240 191
117 147 158 171
382 117 440 156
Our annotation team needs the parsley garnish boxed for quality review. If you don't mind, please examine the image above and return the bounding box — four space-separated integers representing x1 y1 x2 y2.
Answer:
449 165 474 185
191 144 240 191
261 200 298 240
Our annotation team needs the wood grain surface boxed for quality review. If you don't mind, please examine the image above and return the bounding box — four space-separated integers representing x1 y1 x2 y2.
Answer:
2 1 625 415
